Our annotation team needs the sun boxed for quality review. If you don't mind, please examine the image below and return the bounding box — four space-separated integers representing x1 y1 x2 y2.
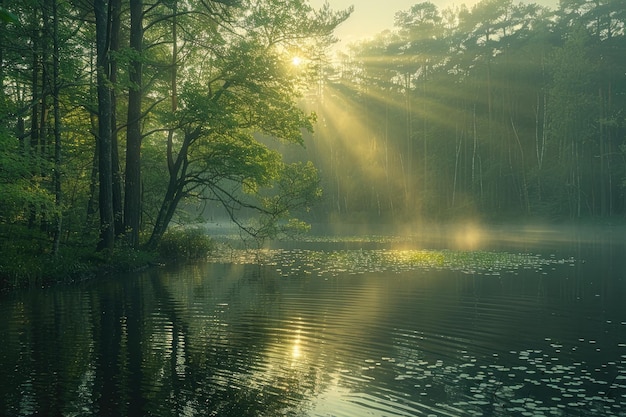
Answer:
291 56 303 66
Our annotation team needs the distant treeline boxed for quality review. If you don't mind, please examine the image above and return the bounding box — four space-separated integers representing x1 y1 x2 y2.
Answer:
299 0 626 223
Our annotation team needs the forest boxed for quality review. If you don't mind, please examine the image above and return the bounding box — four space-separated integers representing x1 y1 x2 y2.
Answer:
303 0 626 224
0 0 349 286
1 0 626 287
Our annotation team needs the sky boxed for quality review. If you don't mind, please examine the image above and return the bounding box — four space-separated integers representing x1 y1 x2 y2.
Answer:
309 0 421 46
308 0 557 48
308 0 467 47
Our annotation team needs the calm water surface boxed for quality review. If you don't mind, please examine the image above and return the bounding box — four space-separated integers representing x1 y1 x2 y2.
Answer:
2 226 626 416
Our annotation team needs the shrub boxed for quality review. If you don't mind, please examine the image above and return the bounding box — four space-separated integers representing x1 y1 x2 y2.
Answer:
0 243 94 290
158 227 214 261
110 243 157 272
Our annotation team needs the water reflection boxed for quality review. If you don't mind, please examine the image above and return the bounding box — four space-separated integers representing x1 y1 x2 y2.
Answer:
1 235 626 416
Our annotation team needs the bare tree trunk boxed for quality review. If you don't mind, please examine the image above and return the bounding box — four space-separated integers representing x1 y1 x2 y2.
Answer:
94 0 115 251
147 170 185 249
27 9 41 229
147 131 197 250
405 72 412 211
511 117 530 214
472 104 478 195
85 48 99 231
534 92 546 202
86 137 99 226
124 0 144 248
52 0 62 254
385 102 394 217
110 0 123 236
599 87 606 216
147 3 177 250
605 81 613 216
452 126 462 207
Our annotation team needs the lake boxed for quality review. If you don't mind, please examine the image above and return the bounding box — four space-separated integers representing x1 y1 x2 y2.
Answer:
1 224 626 416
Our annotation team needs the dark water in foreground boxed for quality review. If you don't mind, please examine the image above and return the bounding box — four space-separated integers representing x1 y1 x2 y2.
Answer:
2 227 626 416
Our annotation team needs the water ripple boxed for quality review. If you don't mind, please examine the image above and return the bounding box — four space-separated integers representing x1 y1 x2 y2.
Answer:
2 241 626 417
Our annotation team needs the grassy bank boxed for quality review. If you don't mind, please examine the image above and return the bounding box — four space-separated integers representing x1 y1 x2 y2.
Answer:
0 227 214 292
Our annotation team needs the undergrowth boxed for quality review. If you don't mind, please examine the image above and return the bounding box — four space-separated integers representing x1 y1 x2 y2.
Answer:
1 226 216 292
158 227 215 261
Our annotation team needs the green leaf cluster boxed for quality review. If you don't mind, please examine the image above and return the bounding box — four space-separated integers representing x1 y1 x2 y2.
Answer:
158 228 215 261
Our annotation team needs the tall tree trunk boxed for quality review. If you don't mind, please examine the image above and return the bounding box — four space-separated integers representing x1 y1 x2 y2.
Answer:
147 171 185 249
146 1 177 250
28 7 40 229
472 104 478 195
0 0 3 90
110 0 123 236
86 136 99 229
39 0 50 161
147 139 192 250
535 91 546 202
599 87 606 216
511 118 530 214
52 0 62 254
404 72 412 211
85 49 99 232
606 80 613 216
452 126 462 208
124 0 143 248
94 0 115 251
147 129 199 250
28 1 51 229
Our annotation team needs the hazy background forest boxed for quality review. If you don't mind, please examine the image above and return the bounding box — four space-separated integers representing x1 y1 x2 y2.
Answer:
293 0 626 225
1 0 626 286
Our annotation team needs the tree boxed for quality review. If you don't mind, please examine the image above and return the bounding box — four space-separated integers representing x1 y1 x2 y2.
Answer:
94 0 115 251
51 0 62 253
123 0 143 248
144 0 350 248
548 25 599 217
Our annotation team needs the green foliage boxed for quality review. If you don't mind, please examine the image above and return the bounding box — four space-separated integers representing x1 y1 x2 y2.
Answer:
0 6 18 24
0 132 57 225
0 233 91 290
262 161 322 219
0 224 159 291
91 243 158 273
228 161 321 242
195 132 284 191
158 228 215 261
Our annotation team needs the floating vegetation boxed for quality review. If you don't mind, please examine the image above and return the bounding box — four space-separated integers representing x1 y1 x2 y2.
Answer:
293 234 415 244
383 333 626 417
210 246 575 277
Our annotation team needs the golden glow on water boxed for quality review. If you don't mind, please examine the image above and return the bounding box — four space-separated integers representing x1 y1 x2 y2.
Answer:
291 326 303 360
291 339 302 360
453 222 485 250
